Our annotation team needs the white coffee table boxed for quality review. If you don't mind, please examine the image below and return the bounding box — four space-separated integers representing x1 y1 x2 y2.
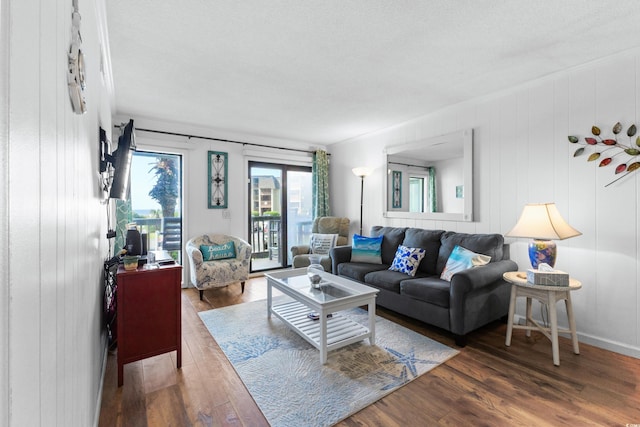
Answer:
265 268 379 364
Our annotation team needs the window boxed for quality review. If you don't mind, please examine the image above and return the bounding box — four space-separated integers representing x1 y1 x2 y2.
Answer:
129 151 183 263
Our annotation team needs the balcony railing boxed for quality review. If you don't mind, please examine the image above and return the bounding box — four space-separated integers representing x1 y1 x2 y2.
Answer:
131 217 181 259
251 216 281 260
132 215 314 268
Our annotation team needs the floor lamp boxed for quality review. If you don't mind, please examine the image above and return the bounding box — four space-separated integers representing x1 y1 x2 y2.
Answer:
352 167 371 235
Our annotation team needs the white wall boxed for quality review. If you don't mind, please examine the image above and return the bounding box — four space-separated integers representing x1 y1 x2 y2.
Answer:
330 48 640 358
1 0 10 425
2 0 114 426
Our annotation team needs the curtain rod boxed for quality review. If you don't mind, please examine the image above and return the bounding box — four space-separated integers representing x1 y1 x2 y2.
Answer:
388 161 429 169
117 125 326 155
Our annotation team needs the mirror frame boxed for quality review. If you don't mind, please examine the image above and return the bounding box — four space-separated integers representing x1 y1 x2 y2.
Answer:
383 128 473 222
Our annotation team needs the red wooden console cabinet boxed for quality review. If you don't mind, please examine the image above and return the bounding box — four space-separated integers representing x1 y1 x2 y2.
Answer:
116 263 182 386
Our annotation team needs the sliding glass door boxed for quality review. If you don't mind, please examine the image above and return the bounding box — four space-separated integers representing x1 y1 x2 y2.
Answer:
248 162 312 272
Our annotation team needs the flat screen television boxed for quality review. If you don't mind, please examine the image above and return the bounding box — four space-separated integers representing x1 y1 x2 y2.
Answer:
109 119 136 200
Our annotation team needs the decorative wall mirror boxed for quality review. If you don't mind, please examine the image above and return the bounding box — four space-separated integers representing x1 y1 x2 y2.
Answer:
383 128 473 222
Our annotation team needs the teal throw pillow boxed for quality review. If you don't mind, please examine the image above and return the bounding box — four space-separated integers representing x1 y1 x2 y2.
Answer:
389 245 426 276
440 245 491 281
200 241 236 261
350 234 383 264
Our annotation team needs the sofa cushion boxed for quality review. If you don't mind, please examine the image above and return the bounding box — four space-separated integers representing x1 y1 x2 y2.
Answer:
402 228 445 275
437 231 504 274
389 245 426 276
440 245 491 281
400 276 451 308
370 226 407 265
365 269 426 293
351 234 383 263
337 262 388 283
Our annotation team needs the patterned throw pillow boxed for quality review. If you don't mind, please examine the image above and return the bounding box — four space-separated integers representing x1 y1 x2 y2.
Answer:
200 241 236 261
350 234 383 264
440 245 491 281
309 233 339 255
389 245 426 276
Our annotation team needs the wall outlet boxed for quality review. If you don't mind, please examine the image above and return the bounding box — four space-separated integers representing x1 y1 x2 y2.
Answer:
222 210 231 219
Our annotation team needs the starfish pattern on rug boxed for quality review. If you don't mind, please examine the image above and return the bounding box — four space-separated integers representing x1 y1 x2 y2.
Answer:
380 365 410 390
383 347 439 378
222 335 283 363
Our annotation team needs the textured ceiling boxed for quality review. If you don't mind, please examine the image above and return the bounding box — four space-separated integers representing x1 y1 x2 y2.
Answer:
105 1 640 145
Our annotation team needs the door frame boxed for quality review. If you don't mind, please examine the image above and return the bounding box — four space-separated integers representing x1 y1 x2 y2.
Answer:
247 161 312 272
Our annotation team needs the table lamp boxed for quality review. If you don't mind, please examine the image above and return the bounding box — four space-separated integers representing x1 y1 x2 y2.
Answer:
505 203 581 268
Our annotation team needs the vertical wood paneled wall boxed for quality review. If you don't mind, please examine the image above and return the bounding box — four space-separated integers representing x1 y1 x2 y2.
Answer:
1 0 10 425
330 49 640 358
3 0 113 426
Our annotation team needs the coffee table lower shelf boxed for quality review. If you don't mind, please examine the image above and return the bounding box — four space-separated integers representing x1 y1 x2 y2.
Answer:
272 300 371 356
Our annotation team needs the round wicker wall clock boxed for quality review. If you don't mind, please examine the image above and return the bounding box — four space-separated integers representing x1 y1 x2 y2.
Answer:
68 1 86 114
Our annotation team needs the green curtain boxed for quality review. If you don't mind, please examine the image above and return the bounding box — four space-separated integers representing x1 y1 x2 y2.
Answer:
114 198 132 254
312 150 331 218
428 167 437 213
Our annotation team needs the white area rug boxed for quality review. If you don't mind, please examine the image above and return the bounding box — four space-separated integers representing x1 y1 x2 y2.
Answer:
199 299 458 427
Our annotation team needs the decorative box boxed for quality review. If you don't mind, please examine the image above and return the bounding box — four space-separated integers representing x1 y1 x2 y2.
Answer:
526 269 569 287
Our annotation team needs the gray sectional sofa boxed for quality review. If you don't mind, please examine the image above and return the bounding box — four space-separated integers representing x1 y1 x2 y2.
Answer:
330 226 518 346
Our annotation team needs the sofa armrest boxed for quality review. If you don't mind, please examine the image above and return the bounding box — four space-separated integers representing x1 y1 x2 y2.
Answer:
450 259 518 294
330 245 352 273
185 244 203 288
449 259 518 336
186 244 204 267
291 245 311 257
235 240 252 263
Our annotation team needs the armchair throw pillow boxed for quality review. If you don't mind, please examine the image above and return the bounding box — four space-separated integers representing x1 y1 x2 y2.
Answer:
200 241 236 261
440 245 491 281
389 245 426 276
309 233 339 255
350 234 383 264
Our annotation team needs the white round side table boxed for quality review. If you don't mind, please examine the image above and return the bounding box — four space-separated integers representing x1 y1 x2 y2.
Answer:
503 271 582 366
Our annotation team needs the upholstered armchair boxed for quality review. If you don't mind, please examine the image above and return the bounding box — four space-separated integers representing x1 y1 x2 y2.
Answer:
186 234 252 300
291 217 350 272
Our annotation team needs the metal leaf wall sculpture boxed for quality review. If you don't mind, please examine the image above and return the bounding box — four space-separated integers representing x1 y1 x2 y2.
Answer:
568 122 640 187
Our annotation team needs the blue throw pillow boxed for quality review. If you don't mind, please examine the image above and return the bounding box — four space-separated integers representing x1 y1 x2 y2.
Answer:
350 234 383 264
440 245 491 281
200 241 236 261
389 245 426 276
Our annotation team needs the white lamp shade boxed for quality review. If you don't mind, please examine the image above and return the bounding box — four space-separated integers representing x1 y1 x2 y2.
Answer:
505 203 581 240
352 167 372 177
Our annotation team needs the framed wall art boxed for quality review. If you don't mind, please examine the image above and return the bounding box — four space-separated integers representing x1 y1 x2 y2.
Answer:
208 151 228 208
392 170 402 208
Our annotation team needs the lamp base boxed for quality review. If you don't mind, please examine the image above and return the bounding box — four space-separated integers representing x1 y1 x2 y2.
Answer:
528 239 556 268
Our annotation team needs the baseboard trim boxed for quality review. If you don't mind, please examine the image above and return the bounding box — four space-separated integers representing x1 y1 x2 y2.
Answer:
93 344 109 427
512 314 640 359
577 333 640 359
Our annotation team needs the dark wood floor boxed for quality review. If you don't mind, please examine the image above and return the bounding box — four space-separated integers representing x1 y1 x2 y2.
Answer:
99 276 640 426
